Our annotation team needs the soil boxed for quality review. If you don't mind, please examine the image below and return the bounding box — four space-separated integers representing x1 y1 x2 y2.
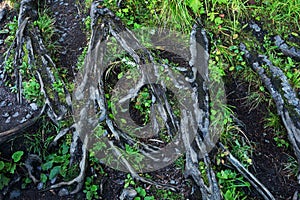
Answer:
0 0 299 200
225 74 300 199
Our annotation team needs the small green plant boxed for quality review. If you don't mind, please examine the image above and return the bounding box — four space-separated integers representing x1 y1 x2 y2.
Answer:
0 151 24 190
33 11 55 40
41 142 77 186
133 87 152 125
4 16 18 46
124 173 135 188
125 144 144 164
264 111 290 148
124 174 155 200
174 155 185 172
217 169 250 200
83 176 99 200
84 16 91 31
22 78 42 103
155 188 185 200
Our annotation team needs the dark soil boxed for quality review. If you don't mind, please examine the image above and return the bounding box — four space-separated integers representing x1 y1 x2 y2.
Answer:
0 6 40 134
225 74 300 199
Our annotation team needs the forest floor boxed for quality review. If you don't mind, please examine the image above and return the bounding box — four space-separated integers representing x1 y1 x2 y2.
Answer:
0 0 300 199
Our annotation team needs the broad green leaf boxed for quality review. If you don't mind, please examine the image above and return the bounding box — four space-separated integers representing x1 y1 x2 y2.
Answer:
12 151 24 162
49 166 61 180
42 161 53 171
189 0 201 14
0 161 5 171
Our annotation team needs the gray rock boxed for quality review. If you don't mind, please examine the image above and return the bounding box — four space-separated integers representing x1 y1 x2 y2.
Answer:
58 188 69 197
12 112 19 118
0 40 4 45
2 112 9 118
25 113 32 119
30 103 38 111
119 188 137 200
9 189 21 199
5 117 11 124
37 182 44 190
19 117 27 124
8 102 12 106
0 100 7 107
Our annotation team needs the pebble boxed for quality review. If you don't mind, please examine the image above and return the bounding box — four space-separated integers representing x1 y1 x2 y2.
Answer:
12 112 19 118
0 100 7 107
30 103 38 111
50 176 57 184
170 180 176 184
58 188 69 197
5 117 11 124
19 117 27 124
8 102 12 106
37 182 43 190
0 40 4 45
9 189 21 199
119 188 137 200
2 112 9 118
25 113 32 119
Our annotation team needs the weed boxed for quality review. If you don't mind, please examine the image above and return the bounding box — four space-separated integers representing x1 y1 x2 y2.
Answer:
3 16 18 46
40 142 78 186
124 174 155 200
132 87 152 125
22 78 42 104
264 110 290 148
217 169 250 200
0 151 24 190
84 176 99 200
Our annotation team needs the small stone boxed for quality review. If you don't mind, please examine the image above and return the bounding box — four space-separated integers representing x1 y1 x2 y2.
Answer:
58 188 69 197
0 40 4 45
12 112 19 118
9 189 21 199
19 117 27 124
2 112 9 118
30 103 38 111
5 117 11 124
8 102 12 106
170 180 176 184
120 188 137 200
64 3 69 6
37 182 43 190
0 100 7 107
25 113 32 119
59 37 65 43
50 176 57 184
